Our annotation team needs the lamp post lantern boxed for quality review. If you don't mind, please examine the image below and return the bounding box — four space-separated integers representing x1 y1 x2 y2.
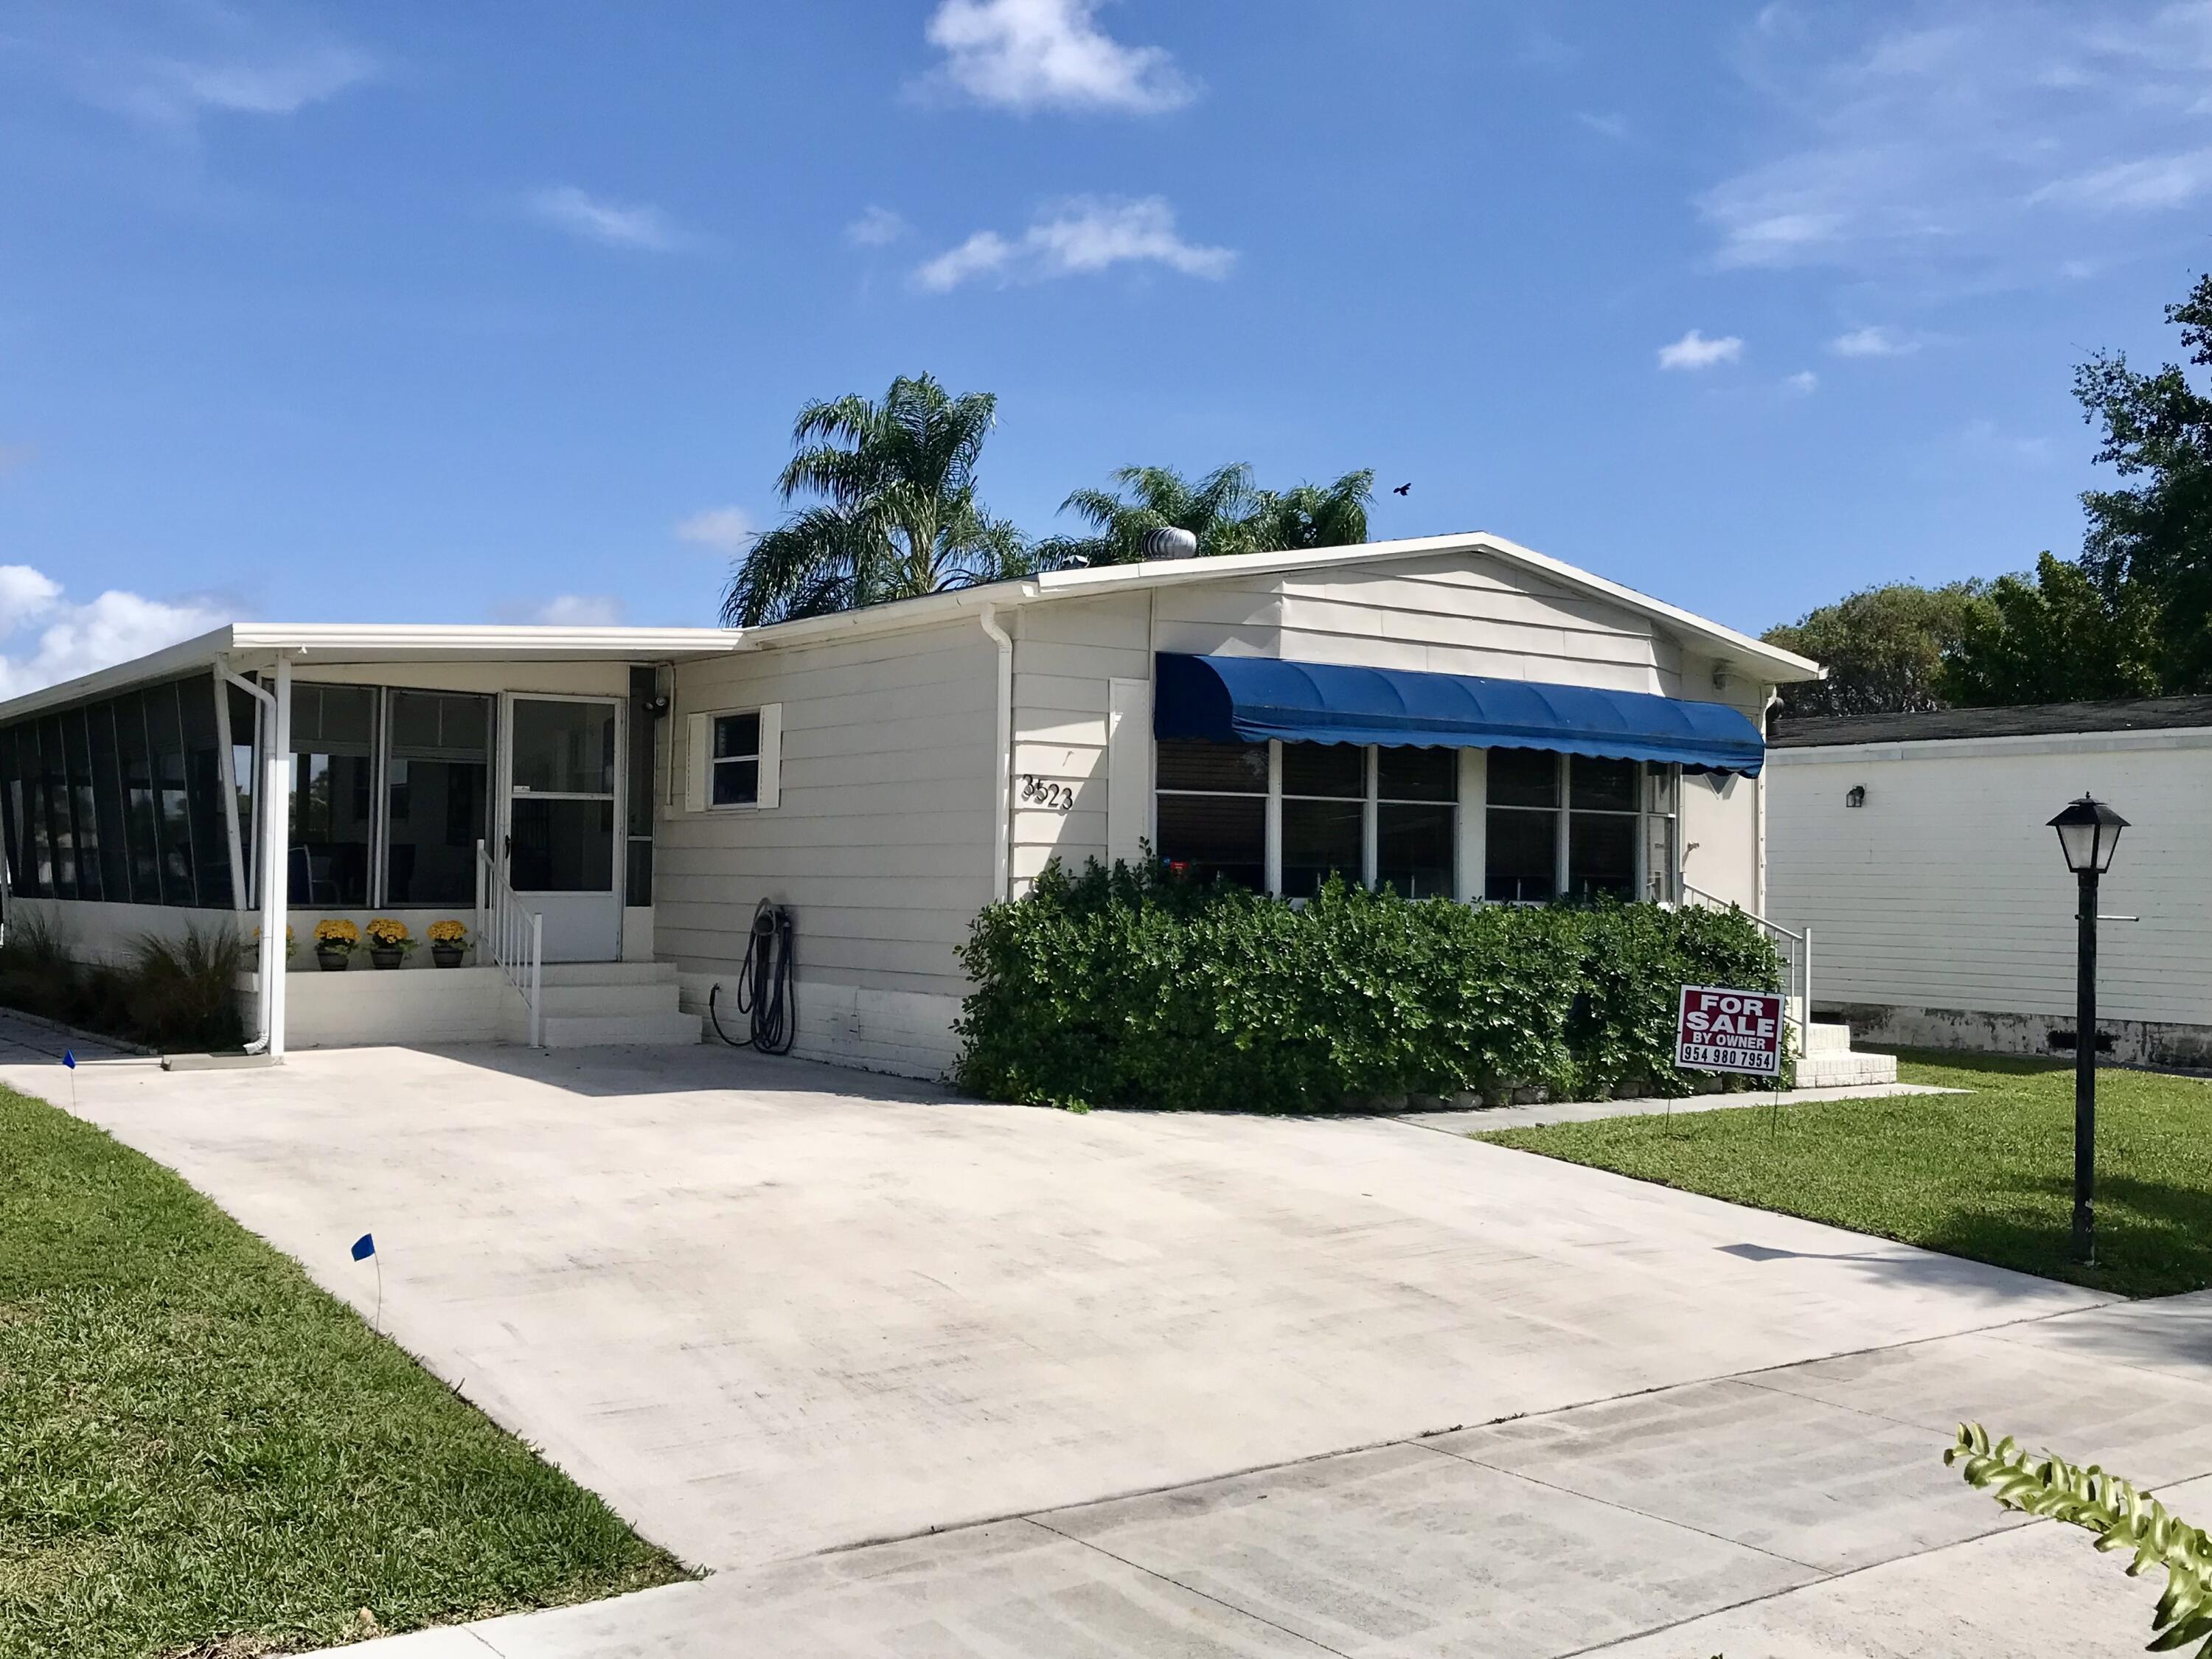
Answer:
2048 793 2128 1267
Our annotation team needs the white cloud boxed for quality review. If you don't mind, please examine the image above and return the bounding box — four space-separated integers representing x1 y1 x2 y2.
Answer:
17 5 375 130
0 567 226 698
674 507 758 553
1699 3 2212 277
845 205 911 247
525 595 627 627
1657 330 1745 371
922 0 1194 114
1575 111 1631 140
915 196 1233 291
1784 369 1820 394
526 187 685 252
1829 324 1919 358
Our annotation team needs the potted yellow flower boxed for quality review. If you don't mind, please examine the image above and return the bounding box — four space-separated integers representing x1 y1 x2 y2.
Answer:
364 917 414 971
313 919 359 972
428 919 470 969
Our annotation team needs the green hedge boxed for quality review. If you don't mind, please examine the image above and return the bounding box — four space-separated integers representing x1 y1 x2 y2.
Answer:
953 860 1787 1112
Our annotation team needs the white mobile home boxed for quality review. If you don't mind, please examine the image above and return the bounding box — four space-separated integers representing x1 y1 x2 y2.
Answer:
1767 697 2212 1067
0 532 1833 1078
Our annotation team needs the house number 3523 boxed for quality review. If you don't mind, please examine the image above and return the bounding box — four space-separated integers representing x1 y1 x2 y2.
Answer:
1019 775 1074 812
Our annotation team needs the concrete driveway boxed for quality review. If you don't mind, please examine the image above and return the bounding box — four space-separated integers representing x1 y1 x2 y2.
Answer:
13 1032 2212 1656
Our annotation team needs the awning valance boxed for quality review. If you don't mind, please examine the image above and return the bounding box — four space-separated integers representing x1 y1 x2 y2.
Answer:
1154 653 1766 776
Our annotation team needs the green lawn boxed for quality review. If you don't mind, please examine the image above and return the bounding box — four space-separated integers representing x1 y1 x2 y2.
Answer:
1478 1050 2212 1298
0 1085 688 1658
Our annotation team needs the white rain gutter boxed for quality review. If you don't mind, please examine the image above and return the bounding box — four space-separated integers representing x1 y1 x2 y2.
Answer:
978 604 1013 902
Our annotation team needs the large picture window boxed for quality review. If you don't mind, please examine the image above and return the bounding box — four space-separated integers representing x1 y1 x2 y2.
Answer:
1157 738 1460 899
1155 738 1681 905
1483 750 1680 903
385 692 492 906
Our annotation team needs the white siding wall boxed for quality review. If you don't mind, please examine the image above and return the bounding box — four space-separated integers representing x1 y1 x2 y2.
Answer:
1767 732 2212 1026
1006 552 1770 902
660 618 999 1077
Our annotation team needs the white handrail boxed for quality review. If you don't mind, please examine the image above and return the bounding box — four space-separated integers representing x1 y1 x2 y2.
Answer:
476 838 544 1047
1683 883 1813 1048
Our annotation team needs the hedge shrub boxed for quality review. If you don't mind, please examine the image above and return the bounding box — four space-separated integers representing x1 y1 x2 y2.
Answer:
953 859 1787 1112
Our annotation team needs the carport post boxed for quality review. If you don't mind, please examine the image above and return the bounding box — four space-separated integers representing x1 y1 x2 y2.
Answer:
264 655 292 1060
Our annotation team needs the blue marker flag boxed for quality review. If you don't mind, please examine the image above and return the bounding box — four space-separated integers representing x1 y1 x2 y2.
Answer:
350 1233 375 1262
62 1050 75 1070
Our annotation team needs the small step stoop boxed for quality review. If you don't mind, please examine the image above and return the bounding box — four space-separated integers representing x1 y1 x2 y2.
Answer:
531 962 701 1048
1795 1021 1898 1088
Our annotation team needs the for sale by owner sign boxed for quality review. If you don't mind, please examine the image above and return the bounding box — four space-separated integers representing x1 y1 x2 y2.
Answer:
1676 986 1784 1079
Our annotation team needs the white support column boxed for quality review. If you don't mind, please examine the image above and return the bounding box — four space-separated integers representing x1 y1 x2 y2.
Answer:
1455 748 1486 905
1361 744 1379 890
1264 740 1282 896
211 665 248 913
1554 753 1572 899
264 655 293 1060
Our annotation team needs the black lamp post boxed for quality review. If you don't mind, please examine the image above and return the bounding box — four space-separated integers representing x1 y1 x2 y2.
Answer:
2048 793 2128 1266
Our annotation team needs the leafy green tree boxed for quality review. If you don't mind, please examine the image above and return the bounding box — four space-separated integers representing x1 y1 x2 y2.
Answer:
1040 464 1373 566
1938 553 2162 706
2074 271 2212 691
1763 582 1994 718
719 375 1034 626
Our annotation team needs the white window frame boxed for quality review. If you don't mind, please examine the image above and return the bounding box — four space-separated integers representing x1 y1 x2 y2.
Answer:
686 703 782 813
1153 737 1683 905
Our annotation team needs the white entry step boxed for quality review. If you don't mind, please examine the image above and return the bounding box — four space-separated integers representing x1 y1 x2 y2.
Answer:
1795 1023 1898 1088
530 961 700 1048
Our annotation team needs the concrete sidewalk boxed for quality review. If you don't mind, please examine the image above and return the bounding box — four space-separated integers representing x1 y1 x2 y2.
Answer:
361 1290 2212 1658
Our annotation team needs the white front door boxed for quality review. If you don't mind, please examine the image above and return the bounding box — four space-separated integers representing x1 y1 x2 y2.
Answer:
499 694 622 962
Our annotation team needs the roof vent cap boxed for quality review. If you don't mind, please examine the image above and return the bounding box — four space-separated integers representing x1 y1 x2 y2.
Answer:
1141 526 1199 561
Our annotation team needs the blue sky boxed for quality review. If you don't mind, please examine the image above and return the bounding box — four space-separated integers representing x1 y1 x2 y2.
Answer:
4 0 2211 692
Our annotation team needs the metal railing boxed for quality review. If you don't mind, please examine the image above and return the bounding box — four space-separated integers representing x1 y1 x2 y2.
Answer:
476 839 543 1047
1683 883 1812 1049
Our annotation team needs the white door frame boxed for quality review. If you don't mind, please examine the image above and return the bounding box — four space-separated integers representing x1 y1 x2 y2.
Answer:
497 692 624 962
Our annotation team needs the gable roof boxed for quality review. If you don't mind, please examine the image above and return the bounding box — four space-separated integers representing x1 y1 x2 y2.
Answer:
0 530 1820 726
1771 695 2212 748
742 532 1824 683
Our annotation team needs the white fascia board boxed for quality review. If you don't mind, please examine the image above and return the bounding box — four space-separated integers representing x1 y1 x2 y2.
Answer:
0 626 237 725
224 624 745 663
0 623 748 726
736 531 1823 684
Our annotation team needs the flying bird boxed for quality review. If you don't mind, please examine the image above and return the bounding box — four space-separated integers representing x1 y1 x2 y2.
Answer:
1391 481 1411 495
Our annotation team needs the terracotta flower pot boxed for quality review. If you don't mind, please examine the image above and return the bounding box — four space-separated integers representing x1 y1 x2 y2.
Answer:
369 946 403 971
431 943 465 970
316 947 350 973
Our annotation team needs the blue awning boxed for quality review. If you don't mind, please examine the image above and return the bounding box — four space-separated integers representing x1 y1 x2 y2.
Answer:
1154 653 1765 776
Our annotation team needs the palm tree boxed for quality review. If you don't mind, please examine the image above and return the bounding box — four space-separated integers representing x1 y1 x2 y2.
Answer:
719 375 1034 626
1038 463 1373 566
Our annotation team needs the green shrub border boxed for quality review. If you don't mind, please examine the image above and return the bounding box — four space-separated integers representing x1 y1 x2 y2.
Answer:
954 858 1790 1113
0 914 247 1053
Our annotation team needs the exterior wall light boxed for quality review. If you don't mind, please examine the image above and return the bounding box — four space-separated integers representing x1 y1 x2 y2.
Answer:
2047 793 2128 1267
1845 785 1866 809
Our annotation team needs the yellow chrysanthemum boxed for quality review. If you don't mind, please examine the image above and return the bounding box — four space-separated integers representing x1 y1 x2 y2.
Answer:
314 919 360 946
427 919 469 945
365 917 410 947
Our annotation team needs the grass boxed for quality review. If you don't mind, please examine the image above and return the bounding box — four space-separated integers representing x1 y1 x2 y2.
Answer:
1477 1048 2212 1299
0 1085 687 1658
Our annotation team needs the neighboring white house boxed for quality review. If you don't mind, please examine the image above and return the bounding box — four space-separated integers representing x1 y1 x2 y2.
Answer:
1767 696 2212 1067
0 531 1840 1079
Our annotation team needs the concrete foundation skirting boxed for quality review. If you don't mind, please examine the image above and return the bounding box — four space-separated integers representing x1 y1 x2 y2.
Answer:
1821 999 2212 1070
678 972 960 1081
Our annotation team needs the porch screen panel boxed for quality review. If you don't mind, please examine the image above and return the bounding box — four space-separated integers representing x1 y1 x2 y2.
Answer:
60 709 103 901
384 692 490 906
143 683 197 905
288 684 375 908
0 727 30 897
38 715 77 898
113 689 164 903
178 677 232 908
88 703 131 902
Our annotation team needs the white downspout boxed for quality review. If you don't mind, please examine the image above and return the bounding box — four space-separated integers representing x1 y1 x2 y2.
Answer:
979 605 1013 902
